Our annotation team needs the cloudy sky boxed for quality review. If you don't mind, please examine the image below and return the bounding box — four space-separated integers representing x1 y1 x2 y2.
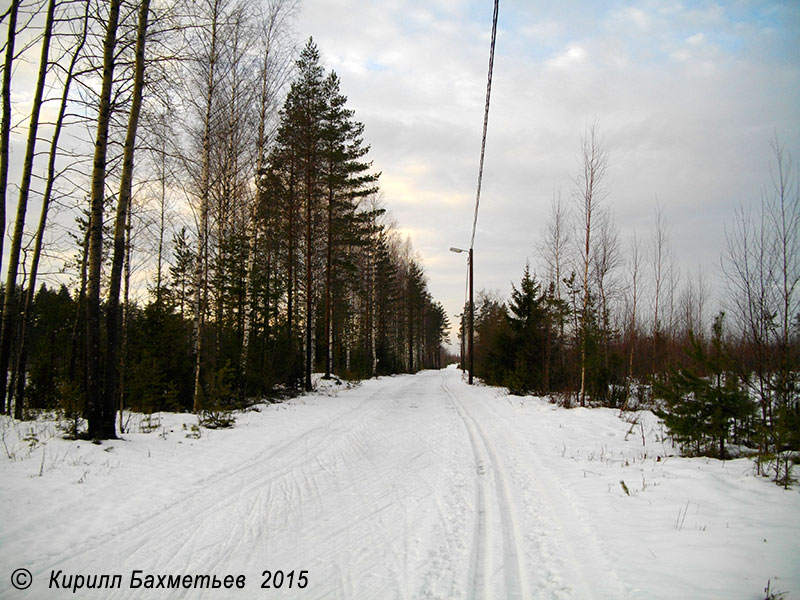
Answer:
295 0 800 345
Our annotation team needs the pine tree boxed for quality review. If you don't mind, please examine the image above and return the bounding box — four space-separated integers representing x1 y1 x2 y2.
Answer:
271 39 328 389
320 71 379 378
655 313 754 458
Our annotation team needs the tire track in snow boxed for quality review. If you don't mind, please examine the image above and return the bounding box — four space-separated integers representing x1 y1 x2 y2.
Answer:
442 377 528 600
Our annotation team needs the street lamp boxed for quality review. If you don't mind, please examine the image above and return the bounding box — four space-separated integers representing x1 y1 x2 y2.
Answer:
450 246 473 385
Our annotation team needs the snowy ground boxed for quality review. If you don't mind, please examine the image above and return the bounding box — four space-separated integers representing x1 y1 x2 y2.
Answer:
1 365 798 599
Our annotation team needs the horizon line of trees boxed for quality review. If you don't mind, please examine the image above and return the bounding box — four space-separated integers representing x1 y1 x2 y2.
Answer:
465 123 798 483
0 1 449 440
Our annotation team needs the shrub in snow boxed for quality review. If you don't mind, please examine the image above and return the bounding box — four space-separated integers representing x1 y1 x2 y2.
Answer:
197 364 236 429
654 314 755 460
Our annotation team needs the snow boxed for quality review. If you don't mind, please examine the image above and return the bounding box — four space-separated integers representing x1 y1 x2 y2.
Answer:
1 365 798 599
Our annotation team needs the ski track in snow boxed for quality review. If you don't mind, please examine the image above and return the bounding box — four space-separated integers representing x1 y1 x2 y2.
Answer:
441 377 526 600
3 366 798 599
441 373 626 600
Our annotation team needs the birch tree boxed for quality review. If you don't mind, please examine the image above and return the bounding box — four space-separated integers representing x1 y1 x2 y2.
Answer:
189 0 225 412
592 208 621 374
13 0 91 414
623 232 643 408
574 121 608 406
0 0 20 282
86 0 122 440
240 0 296 388
103 0 151 427
722 137 800 480
538 190 569 305
0 0 57 415
650 201 669 373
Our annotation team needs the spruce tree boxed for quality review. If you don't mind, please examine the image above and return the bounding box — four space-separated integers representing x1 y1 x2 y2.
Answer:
505 264 548 394
169 228 196 318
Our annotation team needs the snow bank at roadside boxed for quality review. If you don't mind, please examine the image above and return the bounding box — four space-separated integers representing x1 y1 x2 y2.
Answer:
499 390 800 599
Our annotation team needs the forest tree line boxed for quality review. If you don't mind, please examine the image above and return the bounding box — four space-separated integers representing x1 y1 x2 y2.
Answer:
0 0 449 439
465 124 798 483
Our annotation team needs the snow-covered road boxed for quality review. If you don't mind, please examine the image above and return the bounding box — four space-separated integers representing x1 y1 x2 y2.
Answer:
2 366 798 599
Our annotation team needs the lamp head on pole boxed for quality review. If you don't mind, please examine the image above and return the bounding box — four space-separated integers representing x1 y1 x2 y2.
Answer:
450 247 471 264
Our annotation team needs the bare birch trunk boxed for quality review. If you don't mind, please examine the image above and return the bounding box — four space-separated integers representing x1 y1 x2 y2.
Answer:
241 51 267 385
0 1 20 310
119 200 132 433
576 122 607 407
13 0 90 415
651 203 667 375
241 1 288 382
193 0 220 412
155 129 167 305
0 0 56 416
86 0 122 439
623 233 641 410
104 0 150 431
69 225 91 387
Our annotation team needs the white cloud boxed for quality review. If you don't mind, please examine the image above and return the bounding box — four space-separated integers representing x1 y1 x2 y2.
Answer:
608 6 653 33
545 44 586 69
686 32 705 45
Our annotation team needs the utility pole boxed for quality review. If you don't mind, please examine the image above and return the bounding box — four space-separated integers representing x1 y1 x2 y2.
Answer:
459 0 497 386
450 246 474 385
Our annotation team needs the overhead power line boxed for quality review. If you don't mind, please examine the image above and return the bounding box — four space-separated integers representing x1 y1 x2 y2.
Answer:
470 0 499 250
